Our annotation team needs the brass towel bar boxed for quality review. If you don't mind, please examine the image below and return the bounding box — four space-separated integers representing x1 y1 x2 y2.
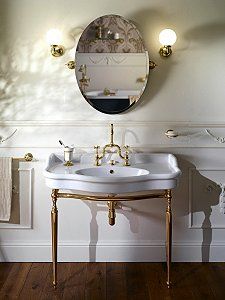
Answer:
13 153 34 162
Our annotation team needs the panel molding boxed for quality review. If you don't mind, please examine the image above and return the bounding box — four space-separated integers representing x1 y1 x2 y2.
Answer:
2 120 225 127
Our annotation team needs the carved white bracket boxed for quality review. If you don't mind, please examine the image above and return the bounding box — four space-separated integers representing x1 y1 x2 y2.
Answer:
165 128 225 143
219 183 225 214
165 129 202 139
0 129 17 144
205 129 225 143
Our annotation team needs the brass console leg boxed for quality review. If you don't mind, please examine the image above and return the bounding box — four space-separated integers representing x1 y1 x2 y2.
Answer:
51 189 58 289
166 189 172 288
107 201 116 226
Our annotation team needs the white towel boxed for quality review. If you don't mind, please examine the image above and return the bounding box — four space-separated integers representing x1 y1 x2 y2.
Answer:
0 157 12 221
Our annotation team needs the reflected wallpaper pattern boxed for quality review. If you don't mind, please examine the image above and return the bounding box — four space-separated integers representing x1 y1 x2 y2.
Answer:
77 15 146 53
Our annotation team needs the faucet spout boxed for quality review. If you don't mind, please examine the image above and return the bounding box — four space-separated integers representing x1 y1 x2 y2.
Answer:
110 123 114 145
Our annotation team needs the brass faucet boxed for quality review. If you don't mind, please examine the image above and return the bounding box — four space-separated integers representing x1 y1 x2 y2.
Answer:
78 64 90 93
94 124 130 166
103 88 116 96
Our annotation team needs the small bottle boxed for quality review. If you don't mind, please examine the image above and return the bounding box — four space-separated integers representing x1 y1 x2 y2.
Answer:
114 32 120 40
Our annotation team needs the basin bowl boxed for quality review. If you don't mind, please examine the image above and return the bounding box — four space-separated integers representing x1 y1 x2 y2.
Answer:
75 166 149 177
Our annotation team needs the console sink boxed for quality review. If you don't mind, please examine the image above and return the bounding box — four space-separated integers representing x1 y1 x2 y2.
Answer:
44 153 181 194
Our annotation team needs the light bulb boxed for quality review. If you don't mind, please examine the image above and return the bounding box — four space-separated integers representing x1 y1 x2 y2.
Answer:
46 29 62 45
159 29 177 46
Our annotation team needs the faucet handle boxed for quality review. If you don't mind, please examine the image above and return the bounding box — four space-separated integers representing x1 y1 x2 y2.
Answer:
94 145 101 166
123 145 130 166
94 145 100 155
124 145 130 153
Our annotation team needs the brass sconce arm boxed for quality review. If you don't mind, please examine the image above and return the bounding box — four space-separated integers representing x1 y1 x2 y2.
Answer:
50 45 64 57
159 45 172 57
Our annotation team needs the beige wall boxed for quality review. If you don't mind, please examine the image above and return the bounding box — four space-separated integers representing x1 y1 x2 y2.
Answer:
0 0 225 262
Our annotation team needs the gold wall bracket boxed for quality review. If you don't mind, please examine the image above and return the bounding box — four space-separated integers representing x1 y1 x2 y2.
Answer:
66 60 76 69
13 153 34 162
51 45 65 57
149 60 157 69
159 45 172 57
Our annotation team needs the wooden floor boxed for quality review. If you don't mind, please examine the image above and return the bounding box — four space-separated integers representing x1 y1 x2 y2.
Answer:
0 263 225 299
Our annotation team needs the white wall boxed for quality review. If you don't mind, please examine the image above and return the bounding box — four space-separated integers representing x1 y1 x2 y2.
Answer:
0 0 225 262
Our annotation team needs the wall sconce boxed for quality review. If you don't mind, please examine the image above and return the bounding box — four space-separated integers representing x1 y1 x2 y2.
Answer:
46 29 65 57
159 29 177 57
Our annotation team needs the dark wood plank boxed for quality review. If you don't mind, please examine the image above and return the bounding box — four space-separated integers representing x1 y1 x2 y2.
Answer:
186 263 216 299
170 263 197 300
143 263 170 300
106 262 127 300
0 262 224 300
204 263 225 300
39 263 71 300
19 263 50 299
85 262 106 300
62 263 87 299
125 263 149 300
0 262 32 298
0 263 13 290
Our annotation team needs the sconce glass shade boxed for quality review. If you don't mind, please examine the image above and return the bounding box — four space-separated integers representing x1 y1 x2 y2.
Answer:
159 29 177 46
46 28 62 45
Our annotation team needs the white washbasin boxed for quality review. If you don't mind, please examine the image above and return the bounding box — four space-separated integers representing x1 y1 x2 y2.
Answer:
75 166 149 177
44 153 181 194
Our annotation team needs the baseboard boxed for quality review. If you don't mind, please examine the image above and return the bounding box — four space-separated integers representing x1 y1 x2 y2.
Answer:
1 241 225 262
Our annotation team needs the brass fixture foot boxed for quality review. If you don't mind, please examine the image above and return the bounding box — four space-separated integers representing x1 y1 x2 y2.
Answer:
51 45 64 57
149 60 157 69
66 60 76 69
159 45 172 57
107 201 117 226
109 217 115 226
166 281 171 289
64 161 74 166
24 153 33 161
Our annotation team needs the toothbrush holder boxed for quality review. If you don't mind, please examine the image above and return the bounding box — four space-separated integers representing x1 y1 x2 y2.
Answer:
63 147 74 166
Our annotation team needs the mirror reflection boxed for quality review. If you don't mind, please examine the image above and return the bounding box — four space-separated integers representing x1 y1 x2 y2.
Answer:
75 14 149 114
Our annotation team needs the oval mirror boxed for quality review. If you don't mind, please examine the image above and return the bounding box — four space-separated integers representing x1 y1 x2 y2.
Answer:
75 14 149 114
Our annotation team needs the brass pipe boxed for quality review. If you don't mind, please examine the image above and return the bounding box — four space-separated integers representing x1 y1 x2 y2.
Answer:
56 192 166 202
107 201 117 226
